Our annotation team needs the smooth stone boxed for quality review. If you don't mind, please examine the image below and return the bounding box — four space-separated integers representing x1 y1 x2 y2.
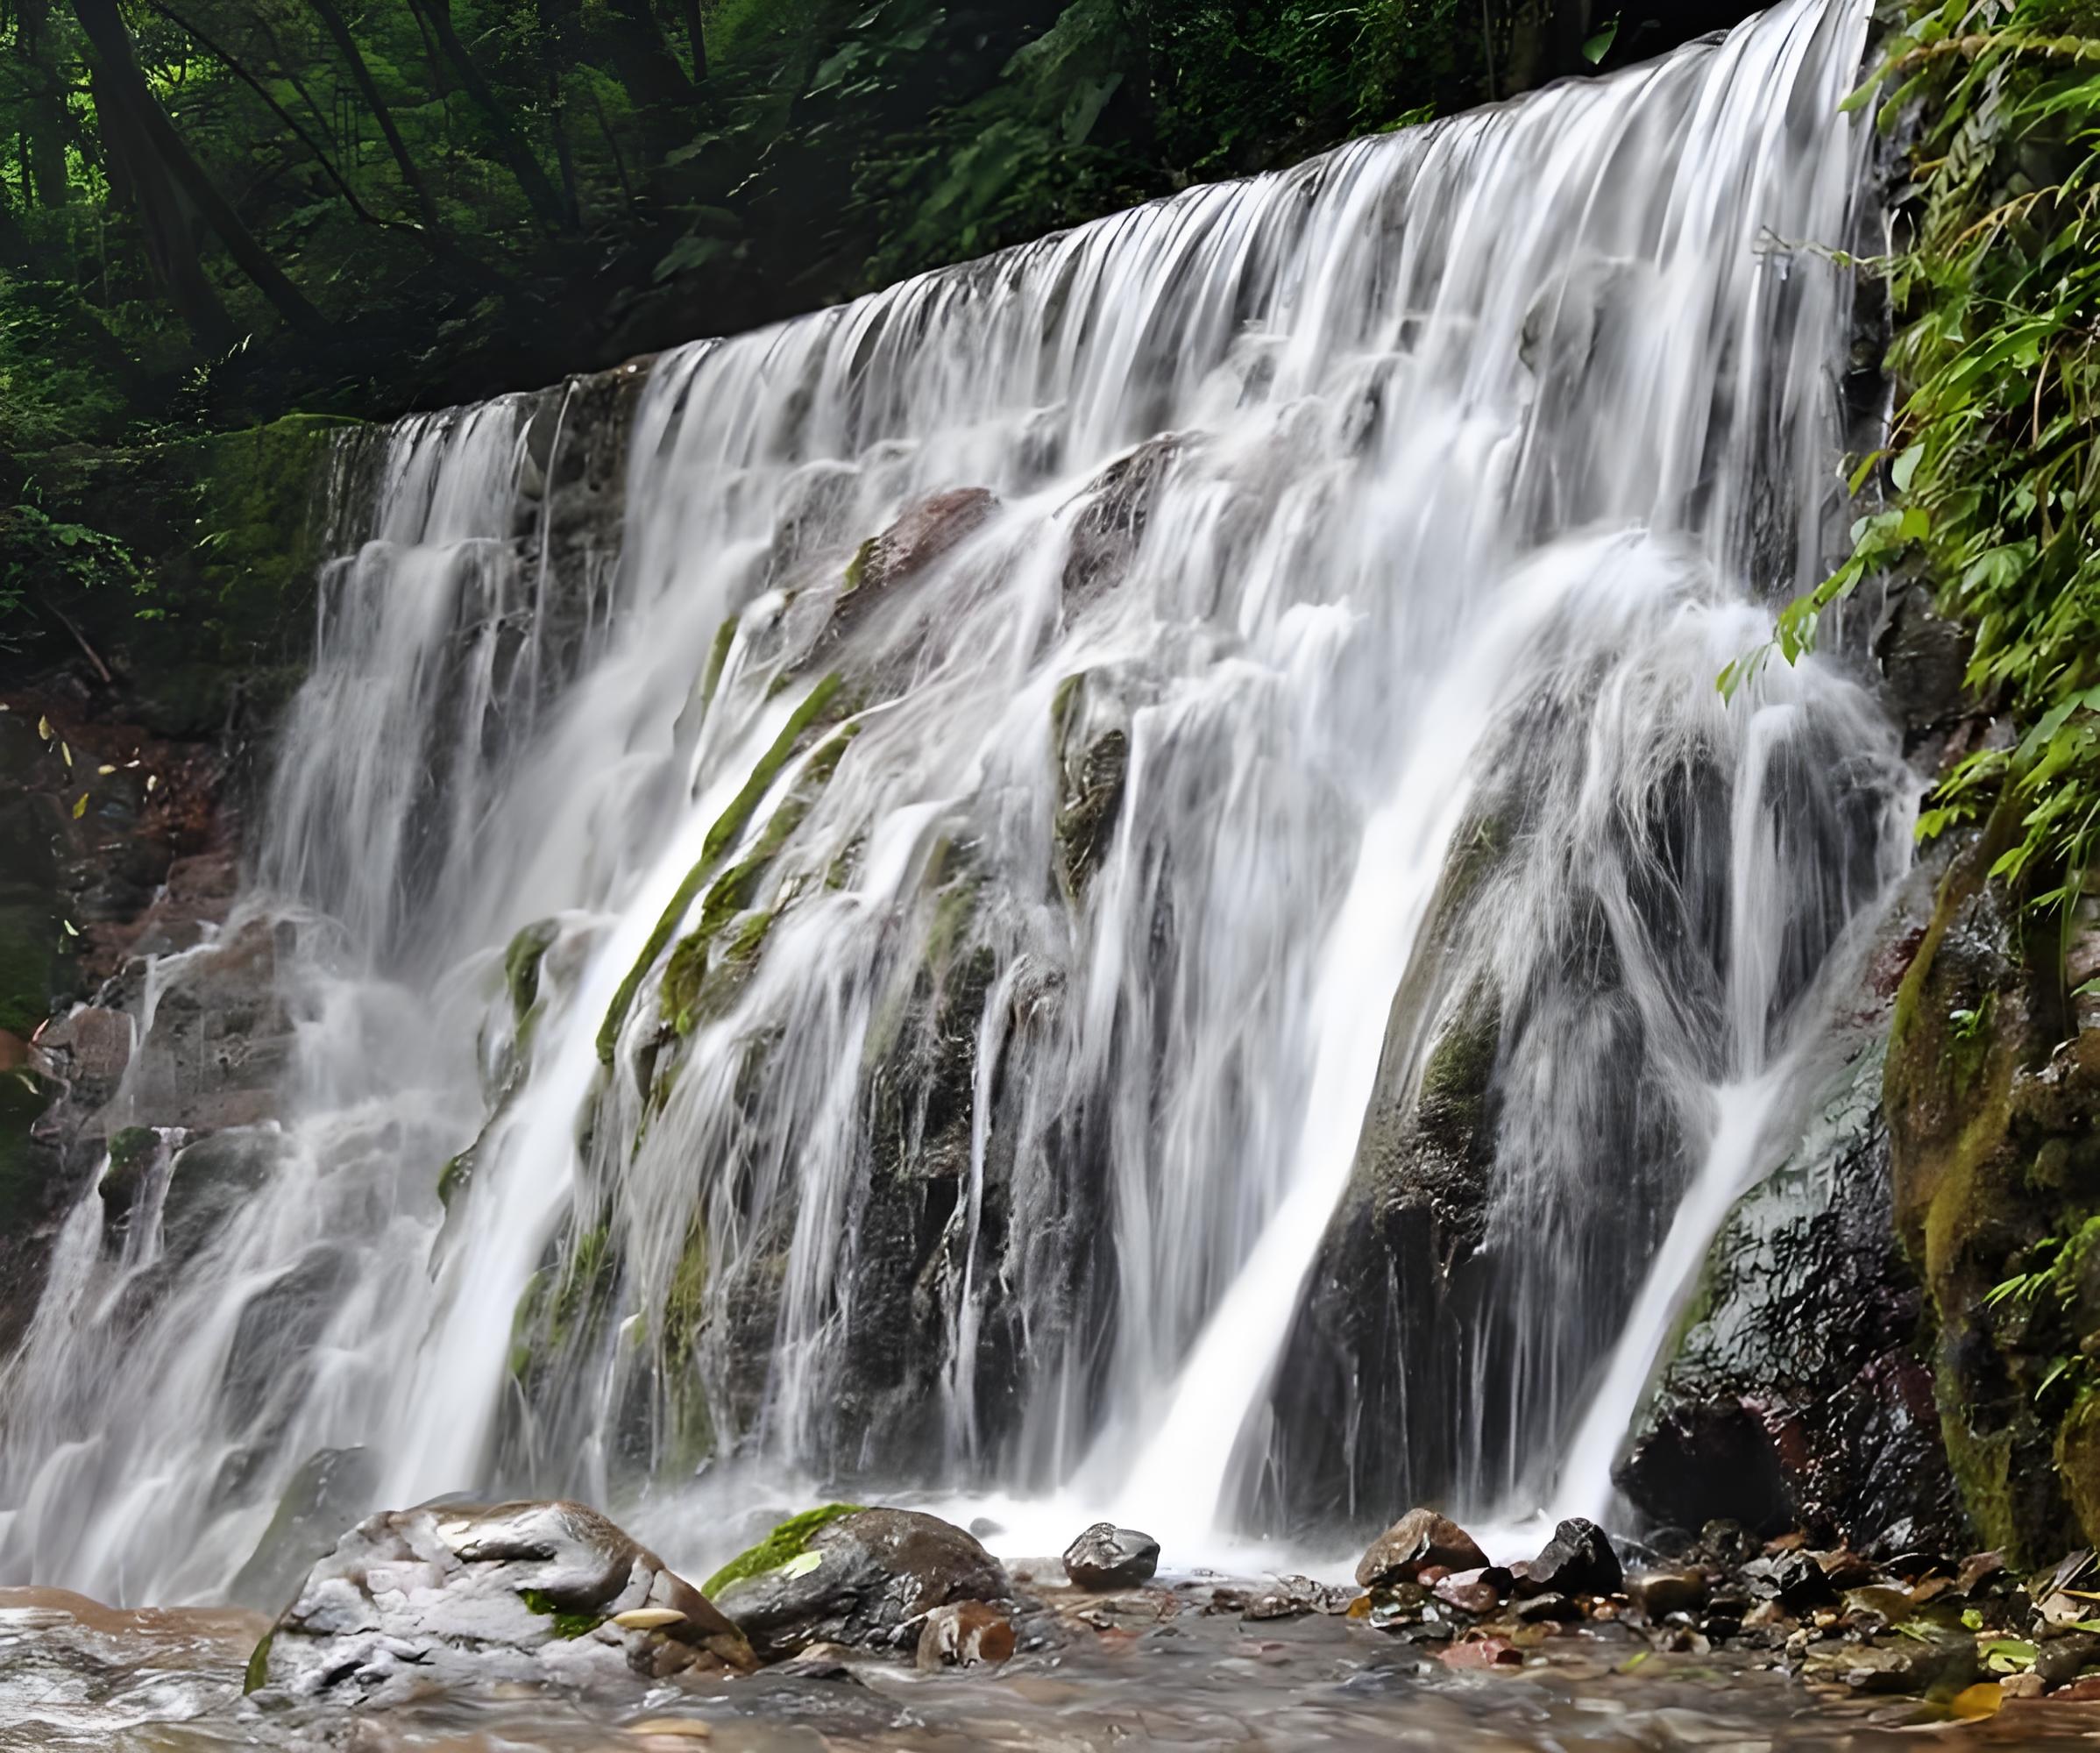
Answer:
1355 1509 1491 1589
1062 1522 1160 1590
1627 1567 1709 1619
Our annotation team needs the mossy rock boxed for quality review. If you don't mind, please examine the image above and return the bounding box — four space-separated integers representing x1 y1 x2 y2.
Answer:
1883 813 2100 1566
597 674 847 1063
504 918 561 1022
702 1502 864 1597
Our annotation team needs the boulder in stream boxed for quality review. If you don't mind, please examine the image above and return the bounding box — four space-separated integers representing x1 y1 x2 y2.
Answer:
1356 1508 1490 1588
1525 1517 1623 1597
1062 1522 1161 1589
710 1507 1008 1662
250 1499 755 1702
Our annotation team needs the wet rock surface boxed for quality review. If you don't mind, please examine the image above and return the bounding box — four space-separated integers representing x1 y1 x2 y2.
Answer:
1620 864 1968 1555
1356 1508 1492 1587
24 1519 2100 1749
253 1499 756 1704
713 1508 1008 1662
1061 1522 1160 1590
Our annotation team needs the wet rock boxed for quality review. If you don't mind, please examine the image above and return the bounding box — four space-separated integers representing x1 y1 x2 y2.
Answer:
1742 1548 1831 1609
2036 1631 2100 1686
1812 1547 1874 1590
160 1125 287 1266
1627 1567 1708 1619
1805 1629 1977 1698
252 1500 755 1703
31 1005 130 1111
1515 1592 1580 1623
114 914 297 1136
1063 1522 1160 1590
1356 1509 1491 1589
1060 437 1179 607
834 487 998 638
1525 1518 1621 1598
1433 1576 1504 1617
1239 1574 1359 1620
915 1600 1015 1669
1619 875 1967 1555
1438 1635 1522 1670
227 1446 381 1614
715 1508 1007 1661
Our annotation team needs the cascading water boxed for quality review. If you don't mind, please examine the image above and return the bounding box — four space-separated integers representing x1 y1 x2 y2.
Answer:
0 0 1917 1604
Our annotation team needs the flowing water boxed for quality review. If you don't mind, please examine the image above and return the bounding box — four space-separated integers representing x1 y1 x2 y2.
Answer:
1 0 1915 1632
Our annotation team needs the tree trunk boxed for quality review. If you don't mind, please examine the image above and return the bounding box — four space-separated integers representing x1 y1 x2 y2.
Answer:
83 53 237 351
678 0 707 82
15 0 73 206
599 0 696 163
0 190 153 400
73 0 329 337
408 0 571 232
305 0 445 234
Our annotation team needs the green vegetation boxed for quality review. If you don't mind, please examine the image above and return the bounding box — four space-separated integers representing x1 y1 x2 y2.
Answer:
1771 0 2100 932
518 1586 603 1637
701 1501 862 1596
242 1629 273 1693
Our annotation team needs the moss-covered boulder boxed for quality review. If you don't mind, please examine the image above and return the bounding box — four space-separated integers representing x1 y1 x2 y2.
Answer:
1883 815 2100 1565
708 1506 1006 1662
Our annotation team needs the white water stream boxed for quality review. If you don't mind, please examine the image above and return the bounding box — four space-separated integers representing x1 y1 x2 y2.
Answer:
0 0 1916 1604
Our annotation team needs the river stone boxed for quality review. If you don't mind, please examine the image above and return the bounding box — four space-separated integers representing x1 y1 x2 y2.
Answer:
1526 1517 1622 1597
1356 1509 1490 1588
1627 1567 1708 1619
713 1508 1007 1661
915 1600 1015 1668
1061 1522 1160 1590
252 1499 755 1702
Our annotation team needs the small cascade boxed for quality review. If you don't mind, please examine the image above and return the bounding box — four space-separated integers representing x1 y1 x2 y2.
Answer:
0 0 1914 1604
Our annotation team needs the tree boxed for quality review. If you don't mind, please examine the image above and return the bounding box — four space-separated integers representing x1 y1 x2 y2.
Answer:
73 0 329 339
407 0 572 233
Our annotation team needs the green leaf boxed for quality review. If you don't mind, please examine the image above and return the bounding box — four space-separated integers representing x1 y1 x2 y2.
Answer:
1581 18 1619 63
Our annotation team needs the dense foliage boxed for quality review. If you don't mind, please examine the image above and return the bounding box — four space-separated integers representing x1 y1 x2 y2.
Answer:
0 0 1542 451
1785 0 2100 929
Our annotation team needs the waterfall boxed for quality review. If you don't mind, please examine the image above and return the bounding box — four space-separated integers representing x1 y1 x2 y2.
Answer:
0 0 1915 1604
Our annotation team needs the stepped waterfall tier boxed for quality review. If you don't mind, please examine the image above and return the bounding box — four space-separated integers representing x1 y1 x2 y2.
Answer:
2 0 1915 1619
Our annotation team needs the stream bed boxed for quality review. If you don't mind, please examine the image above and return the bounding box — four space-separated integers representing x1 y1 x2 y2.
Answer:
6 1576 2095 1753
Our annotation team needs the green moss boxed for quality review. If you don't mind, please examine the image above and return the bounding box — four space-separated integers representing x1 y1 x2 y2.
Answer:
518 1587 602 1638
2059 1390 2100 1549
702 1502 863 1597
504 918 561 1022
597 674 845 1063
841 537 876 594
700 615 739 716
661 1217 716 1471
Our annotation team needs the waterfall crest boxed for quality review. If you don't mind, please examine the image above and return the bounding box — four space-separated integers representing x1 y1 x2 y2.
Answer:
0 0 1913 1602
